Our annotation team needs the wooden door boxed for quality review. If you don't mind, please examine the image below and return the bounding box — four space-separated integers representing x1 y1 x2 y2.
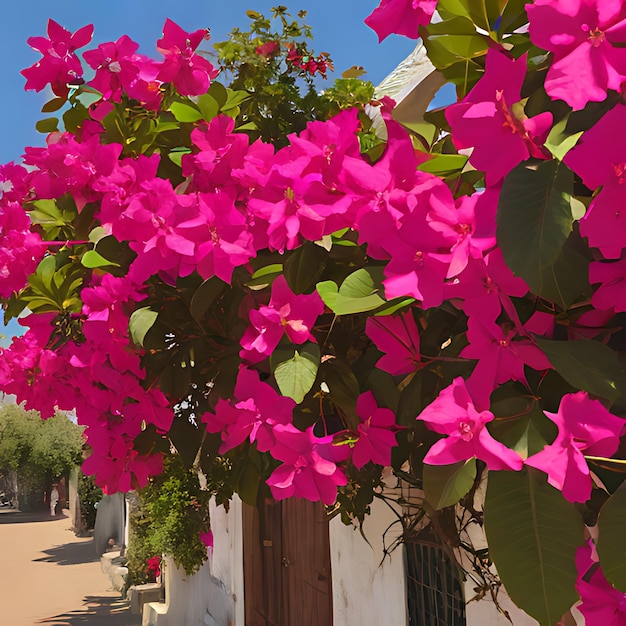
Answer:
243 495 333 626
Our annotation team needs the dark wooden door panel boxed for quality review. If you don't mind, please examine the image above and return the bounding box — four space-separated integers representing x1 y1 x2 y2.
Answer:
244 496 333 626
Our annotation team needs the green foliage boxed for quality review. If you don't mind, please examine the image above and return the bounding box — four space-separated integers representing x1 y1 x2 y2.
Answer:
484 469 584 625
0 404 83 479
596 483 626 592
213 7 374 145
497 159 590 309
127 456 211 582
78 472 103 530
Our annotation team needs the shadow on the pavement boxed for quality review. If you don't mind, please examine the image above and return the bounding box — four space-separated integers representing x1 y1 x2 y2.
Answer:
36 595 138 625
33 537 99 566
0 509 68 524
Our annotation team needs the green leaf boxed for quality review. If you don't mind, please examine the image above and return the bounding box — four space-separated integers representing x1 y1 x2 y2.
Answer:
41 97 66 113
530 244 589 309
484 468 584 625
168 148 191 167
169 101 203 123
35 117 59 133
535 337 626 404
246 264 283 289
374 296 415 316
196 94 219 122
283 242 327 294
271 343 320 404
417 153 468 176
497 160 577 298
208 81 228 108
81 250 119 269
423 459 476 510
190 277 228 323
316 269 385 315
129 307 159 348
222 88 251 112
545 116 583 161
597 483 626 592
489 401 557 459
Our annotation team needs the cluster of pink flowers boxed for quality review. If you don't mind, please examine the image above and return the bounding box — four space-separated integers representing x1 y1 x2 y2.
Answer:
1 3 626 563
22 18 216 109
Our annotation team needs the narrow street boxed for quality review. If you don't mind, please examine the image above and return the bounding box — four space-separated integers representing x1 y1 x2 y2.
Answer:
0 509 139 626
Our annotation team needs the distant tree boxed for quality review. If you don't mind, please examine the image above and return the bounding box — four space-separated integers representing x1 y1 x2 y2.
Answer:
0 404 83 509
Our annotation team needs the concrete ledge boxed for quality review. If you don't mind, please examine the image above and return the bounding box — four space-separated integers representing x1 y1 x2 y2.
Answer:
130 583 164 615
142 601 168 626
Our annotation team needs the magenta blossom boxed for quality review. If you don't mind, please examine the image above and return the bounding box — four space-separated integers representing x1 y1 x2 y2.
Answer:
267 425 348 505
349 391 399 468
240 275 324 363
575 541 626 625
365 0 437 42
202 367 295 454
564 103 626 259
526 392 625 502
446 50 553 185
156 19 217 96
21 19 94 97
366 310 421 376
417 377 523 470
199 530 214 550
527 0 626 110
461 311 553 411
590 255 626 312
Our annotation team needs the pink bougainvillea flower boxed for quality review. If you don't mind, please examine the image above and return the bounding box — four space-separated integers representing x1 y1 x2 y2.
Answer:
446 50 553 185
417 377 523 470
365 0 437 42
526 392 625 502
156 18 217 96
445 248 529 323
527 0 626 110
146 555 162 579
267 424 348 505
564 103 626 259
575 540 626 625
461 311 552 410
256 40 280 58
178 191 256 284
589 255 626 312
240 275 324 363
350 391 399 468
366 310 421 376
428 189 497 279
21 19 94 97
199 530 214 549
202 367 295 454
83 35 144 102
0 202 45 298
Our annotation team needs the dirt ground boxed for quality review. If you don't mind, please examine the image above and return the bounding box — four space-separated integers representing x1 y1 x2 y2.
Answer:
0 509 140 626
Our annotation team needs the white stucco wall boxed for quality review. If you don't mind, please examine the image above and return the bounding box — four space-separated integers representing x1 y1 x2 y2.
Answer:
142 496 244 626
330 497 408 626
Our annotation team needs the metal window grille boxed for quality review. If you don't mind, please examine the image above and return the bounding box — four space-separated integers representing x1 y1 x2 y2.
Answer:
405 535 466 626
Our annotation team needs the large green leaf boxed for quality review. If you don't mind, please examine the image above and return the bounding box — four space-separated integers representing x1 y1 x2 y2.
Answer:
489 397 557 459
271 343 320 404
316 268 385 315
423 459 476 510
497 160 577 300
484 468 584 625
129 307 159 348
535 337 626 405
597 483 626 592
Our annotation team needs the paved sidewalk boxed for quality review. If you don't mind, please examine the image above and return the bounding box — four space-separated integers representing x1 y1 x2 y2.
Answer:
0 509 140 626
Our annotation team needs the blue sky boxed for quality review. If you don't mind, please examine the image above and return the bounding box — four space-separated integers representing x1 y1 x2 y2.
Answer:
0 1 419 165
